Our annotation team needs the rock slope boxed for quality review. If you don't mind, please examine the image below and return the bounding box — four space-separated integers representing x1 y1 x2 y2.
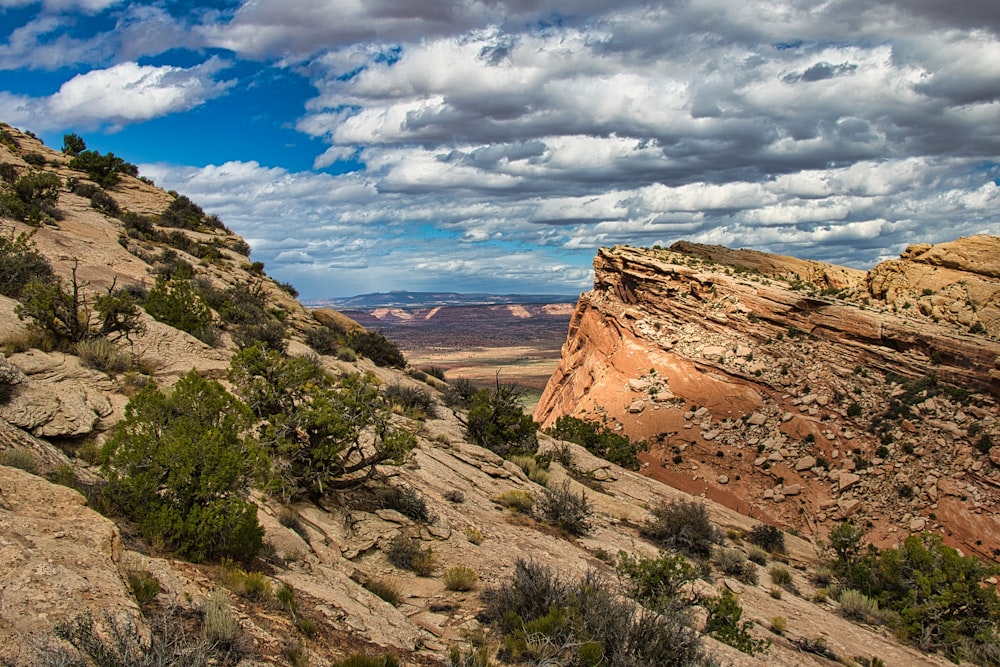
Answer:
536 240 1000 559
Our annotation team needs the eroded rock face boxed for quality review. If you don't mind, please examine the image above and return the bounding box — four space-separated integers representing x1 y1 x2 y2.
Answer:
0 466 134 661
535 239 1000 558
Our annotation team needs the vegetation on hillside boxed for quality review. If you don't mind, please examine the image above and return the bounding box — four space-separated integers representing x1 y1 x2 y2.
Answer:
545 414 648 470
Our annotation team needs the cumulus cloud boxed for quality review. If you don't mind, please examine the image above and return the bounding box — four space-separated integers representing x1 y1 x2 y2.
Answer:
1 59 235 131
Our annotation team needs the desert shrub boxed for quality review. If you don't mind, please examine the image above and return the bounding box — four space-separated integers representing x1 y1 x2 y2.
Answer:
62 132 86 156
769 563 793 588
483 559 705 667
348 329 406 368
714 547 758 584
387 535 437 575
333 655 400 667
831 527 1000 661
159 194 206 229
641 499 722 559
509 454 549 486
838 588 881 623
88 188 120 216
466 380 538 457
377 485 432 523
337 346 357 361
545 415 648 470
747 545 768 565
384 381 436 419
614 550 697 607
423 366 446 381
101 370 263 563
465 527 484 544
442 378 477 410
0 447 37 473
770 616 787 635
68 149 137 188
305 325 345 355
704 589 769 655
364 578 403 606
203 589 244 651
0 229 54 299
229 344 416 500
74 337 130 373
231 319 287 352
0 353 24 404
127 570 160 607
443 489 465 503
144 275 215 342
443 565 479 591
0 161 17 184
495 489 534 513
9 171 61 224
22 152 46 166
536 481 593 535
746 523 785 553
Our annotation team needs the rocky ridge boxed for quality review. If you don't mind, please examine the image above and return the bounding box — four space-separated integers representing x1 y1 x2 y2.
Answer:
535 240 1000 560
0 122 986 666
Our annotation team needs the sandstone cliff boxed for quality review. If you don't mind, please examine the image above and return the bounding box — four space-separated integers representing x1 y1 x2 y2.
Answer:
0 122 985 667
536 240 1000 560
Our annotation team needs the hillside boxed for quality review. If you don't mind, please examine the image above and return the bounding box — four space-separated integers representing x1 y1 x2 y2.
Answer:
0 122 996 667
535 241 1000 559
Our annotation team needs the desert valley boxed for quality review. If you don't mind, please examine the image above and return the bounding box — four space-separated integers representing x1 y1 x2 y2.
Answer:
1 123 1000 667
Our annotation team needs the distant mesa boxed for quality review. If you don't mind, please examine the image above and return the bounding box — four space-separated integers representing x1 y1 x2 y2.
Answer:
307 290 580 309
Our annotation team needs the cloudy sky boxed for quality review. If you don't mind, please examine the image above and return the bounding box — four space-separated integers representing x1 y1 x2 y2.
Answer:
1 0 998 299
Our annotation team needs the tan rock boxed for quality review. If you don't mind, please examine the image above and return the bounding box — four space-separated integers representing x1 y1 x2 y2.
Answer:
838 472 861 492
795 455 817 471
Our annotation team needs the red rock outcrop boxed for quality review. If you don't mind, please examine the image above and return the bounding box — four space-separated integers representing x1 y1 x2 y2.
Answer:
536 239 1000 558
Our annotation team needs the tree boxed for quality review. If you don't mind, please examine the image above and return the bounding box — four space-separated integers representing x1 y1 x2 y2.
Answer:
229 344 416 500
67 150 138 188
545 414 647 470
465 377 538 457
101 371 263 563
61 133 86 156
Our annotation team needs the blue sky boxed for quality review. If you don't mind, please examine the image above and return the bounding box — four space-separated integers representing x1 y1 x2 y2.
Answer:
1 0 998 300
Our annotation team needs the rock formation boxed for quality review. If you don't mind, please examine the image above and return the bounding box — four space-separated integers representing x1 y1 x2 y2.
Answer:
0 122 988 666
536 240 1000 558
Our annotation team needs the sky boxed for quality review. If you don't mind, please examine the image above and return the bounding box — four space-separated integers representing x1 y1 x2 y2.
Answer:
0 1 998 300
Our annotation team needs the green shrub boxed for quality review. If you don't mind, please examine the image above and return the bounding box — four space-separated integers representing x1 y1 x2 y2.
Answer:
11 171 61 224
364 578 403 606
228 345 416 500
305 325 345 355
509 454 549 486
466 380 538 457
101 371 263 563
74 337 130 373
769 564 793 587
347 329 406 368
159 194 207 229
747 545 768 565
536 481 593 535
203 589 243 650
770 616 787 635
443 377 478 409
68 149 137 188
387 536 437 575
614 550 697 607
838 588 881 624
384 382 436 419
465 527 484 545
0 161 18 184
0 447 38 473
641 499 722 559
545 415 648 470
495 490 535 513
484 559 705 666
746 523 785 554
704 589 769 655
0 229 54 299
714 547 758 584
443 565 478 591
127 570 160 607
144 275 215 342
377 485 432 523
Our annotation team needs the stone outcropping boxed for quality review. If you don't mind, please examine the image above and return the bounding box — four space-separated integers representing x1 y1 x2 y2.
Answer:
536 239 1000 558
